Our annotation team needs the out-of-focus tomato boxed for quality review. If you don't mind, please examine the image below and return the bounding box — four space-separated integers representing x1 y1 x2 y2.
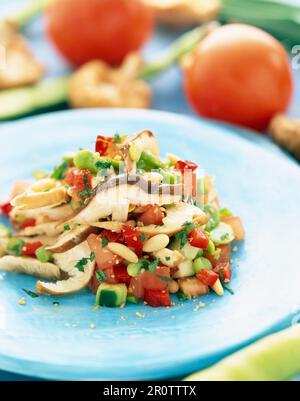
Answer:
184 24 293 132
0 201 12 216
46 0 154 66
65 168 93 201
20 219 36 229
138 205 164 226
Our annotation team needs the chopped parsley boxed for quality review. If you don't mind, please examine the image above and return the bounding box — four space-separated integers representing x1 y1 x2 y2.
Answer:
95 159 112 169
102 236 109 248
75 257 88 272
113 133 122 144
77 189 94 197
51 160 69 180
83 172 90 191
175 230 188 248
165 256 171 261
96 270 107 282
64 225 71 231
139 258 160 273
156 275 173 282
182 221 196 234
75 253 95 271
140 233 147 242
219 271 235 295
220 232 230 241
22 288 39 298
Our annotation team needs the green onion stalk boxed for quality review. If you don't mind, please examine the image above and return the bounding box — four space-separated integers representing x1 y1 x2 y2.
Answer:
220 0 300 47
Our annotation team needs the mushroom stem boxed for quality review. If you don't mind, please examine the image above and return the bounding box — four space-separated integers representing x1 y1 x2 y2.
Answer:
139 21 219 80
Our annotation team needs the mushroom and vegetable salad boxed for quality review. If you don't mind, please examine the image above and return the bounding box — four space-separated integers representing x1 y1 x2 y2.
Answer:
0 130 244 308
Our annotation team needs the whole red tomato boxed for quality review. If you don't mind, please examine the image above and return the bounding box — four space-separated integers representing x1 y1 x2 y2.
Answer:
184 24 293 132
46 0 154 66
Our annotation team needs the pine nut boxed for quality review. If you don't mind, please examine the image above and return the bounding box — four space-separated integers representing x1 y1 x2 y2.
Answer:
107 242 138 263
142 234 169 253
211 279 224 296
168 280 179 294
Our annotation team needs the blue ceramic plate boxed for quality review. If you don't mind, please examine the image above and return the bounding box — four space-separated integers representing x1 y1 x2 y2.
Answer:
0 109 300 380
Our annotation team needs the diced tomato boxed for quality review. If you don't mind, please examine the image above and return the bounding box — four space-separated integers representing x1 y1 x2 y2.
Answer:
144 288 171 307
21 241 43 256
87 234 122 270
122 224 144 256
174 160 198 173
188 228 209 249
222 216 245 241
114 264 131 286
99 230 123 243
65 168 93 201
0 201 12 216
90 266 118 293
213 262 232 283
95 135 114 156
20 218 36 229
138 205 164 226
129 265 170 299
197 270 219 287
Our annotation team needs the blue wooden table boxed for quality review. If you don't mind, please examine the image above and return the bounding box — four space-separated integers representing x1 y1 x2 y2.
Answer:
0 0 299 381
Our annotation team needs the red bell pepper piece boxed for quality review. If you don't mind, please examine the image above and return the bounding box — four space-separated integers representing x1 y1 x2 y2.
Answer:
197 269 219 287
122 224 144 256
113 265 131 286
143 288 171 307
214 262 232 283
174 160 198 173
0 201 12 216
95 135 114 155
21 241 43 256
20 219 36 229
188 228 209 249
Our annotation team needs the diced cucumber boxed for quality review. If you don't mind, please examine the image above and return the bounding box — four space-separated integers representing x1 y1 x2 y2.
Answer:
7 237 25 255
181 242 200 260
95 283 127 308
210 222 235 245
126 295 140 304
173 260 194 279
170 238 199 260
0 224 11 238
35 246 53 263
127 261 142 277
193 257 213 273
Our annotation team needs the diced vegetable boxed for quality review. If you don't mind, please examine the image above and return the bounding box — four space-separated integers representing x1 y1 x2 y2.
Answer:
180 242 199 261
87 234 122 270
21 241 43 257
210 223 235 245
137 151 165 171
188 228 209 249
127 261 143 277
193 257 213 273
173 259 194 279
0 201 12 216
95 283 127 308
126 295 140 304
35 246 54 263
174 160 198 173
113 265 131 286
144 288 171 307
73 150 98 174
7 237 25 256
222 216 245 242
95 135 114 155
129 142 142 162
204 204 220 231
138 205 164 226
20 218 36 229
197 270 219 287
123 225 144 256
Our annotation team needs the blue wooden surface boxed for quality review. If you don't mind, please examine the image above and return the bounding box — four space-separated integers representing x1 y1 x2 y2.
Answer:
0 0 299 381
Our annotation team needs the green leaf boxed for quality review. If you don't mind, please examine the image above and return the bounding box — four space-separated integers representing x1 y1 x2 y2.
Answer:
51 160 69 180
74 257 88 272
96 270 107 282
102 236 108 248
156 275 173 282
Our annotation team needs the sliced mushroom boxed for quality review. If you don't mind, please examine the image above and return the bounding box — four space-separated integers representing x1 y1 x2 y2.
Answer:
46 225 99 254
10 204 74 226
11 187 69 210
120 130 160 172
69 53 151 109
17 221 64 237
0 21 44 89
163 202 207 227
143 0 220 28
0 255 60 280
139 202 208 236
36 242 95 295
65 174 182 225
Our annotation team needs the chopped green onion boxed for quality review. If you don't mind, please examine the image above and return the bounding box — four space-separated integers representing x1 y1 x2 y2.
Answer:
127 261 143 277
74 150 98 174
193 257 213 273
7 237 25 256
35 246 53 263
